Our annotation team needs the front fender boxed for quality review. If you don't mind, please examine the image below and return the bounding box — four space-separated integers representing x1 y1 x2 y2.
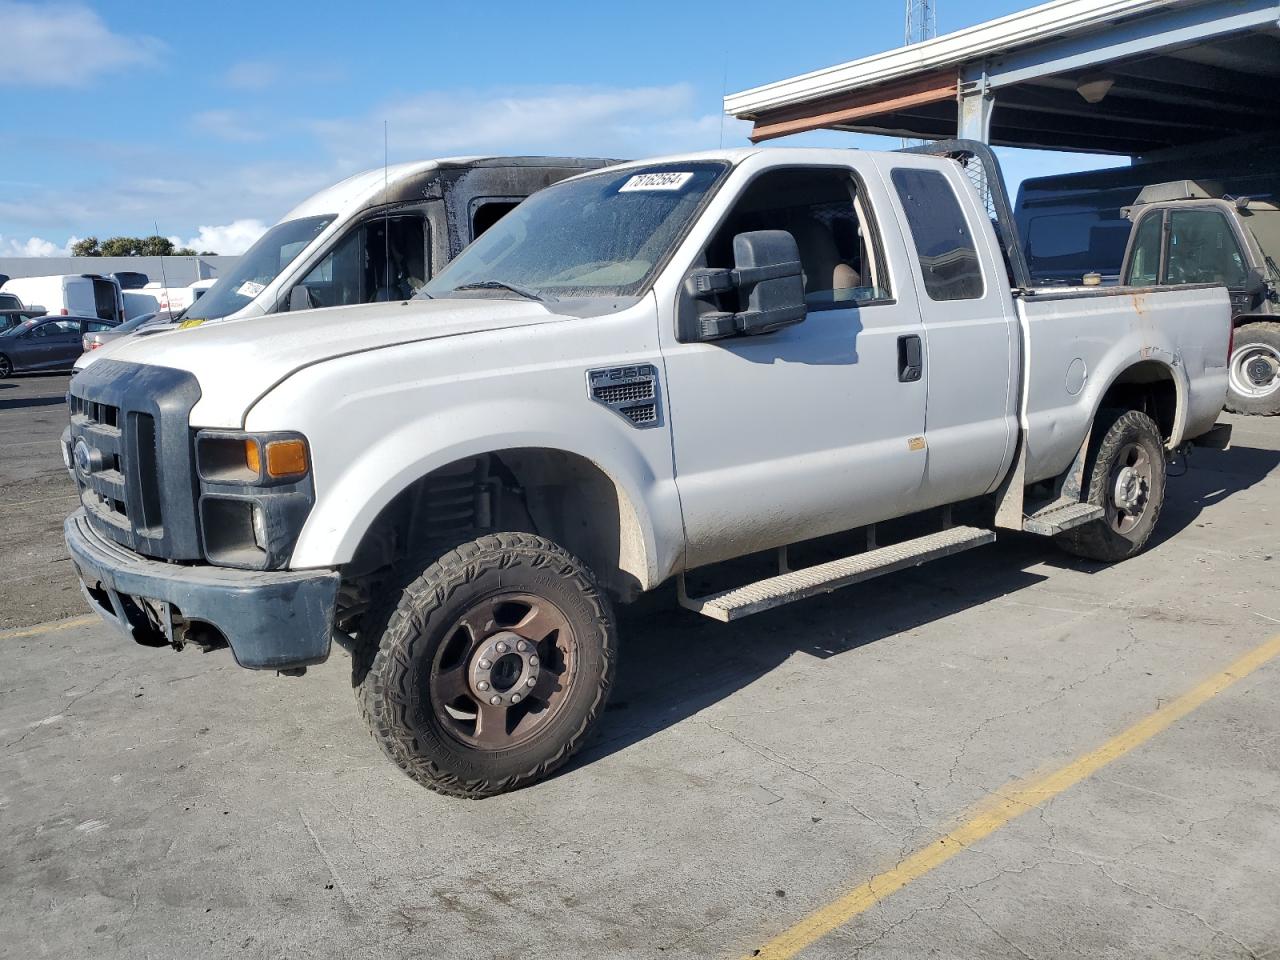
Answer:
242 310 682 589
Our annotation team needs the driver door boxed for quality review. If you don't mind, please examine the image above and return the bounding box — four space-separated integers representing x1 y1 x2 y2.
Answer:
659 162 929 570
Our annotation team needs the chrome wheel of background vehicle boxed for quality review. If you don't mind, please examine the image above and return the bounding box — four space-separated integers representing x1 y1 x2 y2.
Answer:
1229 343 1280 400
1225 323 1280 416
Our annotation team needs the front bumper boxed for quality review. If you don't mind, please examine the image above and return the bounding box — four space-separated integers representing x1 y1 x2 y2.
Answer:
65 509 339 670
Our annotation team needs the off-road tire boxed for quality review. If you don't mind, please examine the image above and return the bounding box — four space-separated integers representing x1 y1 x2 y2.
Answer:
1054 408 1166 562
353 532 617 798
1225 322 1280 416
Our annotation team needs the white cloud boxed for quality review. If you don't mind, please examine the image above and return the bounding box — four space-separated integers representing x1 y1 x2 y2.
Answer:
0 1 164 87
190 109 265 143
224 60 280 90
314 84 746 168
0 234 76 256
175 220 268 255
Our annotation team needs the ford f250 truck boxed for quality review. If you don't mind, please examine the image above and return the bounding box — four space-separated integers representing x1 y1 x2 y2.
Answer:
62 141 1232 797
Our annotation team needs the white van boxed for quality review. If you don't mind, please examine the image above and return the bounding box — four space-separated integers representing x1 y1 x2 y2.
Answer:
1 274 124 321
174 156 613 326
122 279 217 318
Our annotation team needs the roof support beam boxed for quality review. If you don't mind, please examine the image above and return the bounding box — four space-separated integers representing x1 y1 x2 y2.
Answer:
968 0 1280 89
749 72 956 143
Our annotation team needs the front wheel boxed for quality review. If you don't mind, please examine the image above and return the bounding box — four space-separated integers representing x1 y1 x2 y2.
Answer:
354 532 617 798
1225 322 1280 416
1055 408 1167 563
0 354 11 379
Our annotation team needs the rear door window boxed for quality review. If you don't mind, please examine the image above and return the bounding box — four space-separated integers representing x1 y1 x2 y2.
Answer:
890 168 984 301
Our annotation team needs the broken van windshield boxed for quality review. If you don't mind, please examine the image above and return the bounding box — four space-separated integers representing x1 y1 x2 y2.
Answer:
421 162 728 301
183 215 335 320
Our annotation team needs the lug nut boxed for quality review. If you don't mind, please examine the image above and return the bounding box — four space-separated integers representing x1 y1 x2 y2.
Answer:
496 641 508 653
526 677 536 688
489 695 501 705
529 655 538 666
479 658 491 670
477 681 489 691
516 640 528 652
511 693 521 703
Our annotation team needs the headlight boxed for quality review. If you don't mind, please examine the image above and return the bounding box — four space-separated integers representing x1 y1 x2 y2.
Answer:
194 430 314 570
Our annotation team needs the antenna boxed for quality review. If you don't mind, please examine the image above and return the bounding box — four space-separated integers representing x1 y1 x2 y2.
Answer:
154 220 171 315
902 0 938 146
384 120 391 301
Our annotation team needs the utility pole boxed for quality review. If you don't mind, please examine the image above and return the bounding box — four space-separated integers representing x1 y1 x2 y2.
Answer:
903 0 937 146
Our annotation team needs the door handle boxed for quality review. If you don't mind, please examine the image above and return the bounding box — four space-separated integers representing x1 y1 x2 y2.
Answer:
898 334 923 383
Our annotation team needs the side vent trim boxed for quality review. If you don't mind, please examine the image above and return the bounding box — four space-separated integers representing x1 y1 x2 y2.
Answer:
587 364 662 429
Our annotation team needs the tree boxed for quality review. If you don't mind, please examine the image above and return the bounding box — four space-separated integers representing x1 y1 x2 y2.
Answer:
69 234 216 257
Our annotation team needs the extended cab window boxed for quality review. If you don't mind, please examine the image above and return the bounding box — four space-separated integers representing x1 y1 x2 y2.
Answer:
891 168 984 301
701 167 889 310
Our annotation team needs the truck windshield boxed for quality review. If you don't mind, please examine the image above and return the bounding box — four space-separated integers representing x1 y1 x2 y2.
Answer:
422 162 728 301
183 214 335 320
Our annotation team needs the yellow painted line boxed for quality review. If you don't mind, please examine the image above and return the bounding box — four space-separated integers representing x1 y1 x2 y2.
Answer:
748 631 1280 960
0 615 97 641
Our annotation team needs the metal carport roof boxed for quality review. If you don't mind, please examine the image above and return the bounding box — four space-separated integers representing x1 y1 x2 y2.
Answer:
725 0 1280 156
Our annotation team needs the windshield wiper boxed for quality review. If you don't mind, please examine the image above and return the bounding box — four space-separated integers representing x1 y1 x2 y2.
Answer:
453 280 554 302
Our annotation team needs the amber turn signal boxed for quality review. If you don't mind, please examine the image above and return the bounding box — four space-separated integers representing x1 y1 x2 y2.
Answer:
244 439 261 475
264 438 308 478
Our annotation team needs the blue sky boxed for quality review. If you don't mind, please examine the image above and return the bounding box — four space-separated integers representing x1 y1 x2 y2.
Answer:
0 0 1121 256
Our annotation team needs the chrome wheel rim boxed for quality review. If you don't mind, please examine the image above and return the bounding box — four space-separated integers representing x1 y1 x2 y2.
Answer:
1108 442 1152 535
1229 343 1280 400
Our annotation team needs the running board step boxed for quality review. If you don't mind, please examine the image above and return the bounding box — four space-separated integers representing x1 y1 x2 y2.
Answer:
678 525 995 622
1022 499 1103 536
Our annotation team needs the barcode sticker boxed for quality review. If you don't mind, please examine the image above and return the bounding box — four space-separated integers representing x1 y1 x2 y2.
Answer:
618 172 694 193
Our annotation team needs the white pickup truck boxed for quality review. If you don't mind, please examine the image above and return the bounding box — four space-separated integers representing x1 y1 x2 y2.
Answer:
63 141 1232 797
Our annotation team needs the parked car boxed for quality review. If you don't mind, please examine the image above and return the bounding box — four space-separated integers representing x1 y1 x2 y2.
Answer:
81 311 174 352
0 307 48 333
63 141 1230 796
1119 180 1280 415
0 315 119 377
0 274 124 322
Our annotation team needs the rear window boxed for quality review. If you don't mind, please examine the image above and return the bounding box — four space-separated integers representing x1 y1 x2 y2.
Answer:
891 168 985 301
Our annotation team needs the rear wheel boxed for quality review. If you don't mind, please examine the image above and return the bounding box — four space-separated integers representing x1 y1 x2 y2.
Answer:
1225 322 1280 416
1055 408 1166 562
354 532 617 798
0 354 11 379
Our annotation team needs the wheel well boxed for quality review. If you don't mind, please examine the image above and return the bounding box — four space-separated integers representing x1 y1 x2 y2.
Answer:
1098 361 1177 441
342 449 648 609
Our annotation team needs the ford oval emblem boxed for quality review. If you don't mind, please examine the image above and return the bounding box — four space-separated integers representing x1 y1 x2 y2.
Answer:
74 439 93 476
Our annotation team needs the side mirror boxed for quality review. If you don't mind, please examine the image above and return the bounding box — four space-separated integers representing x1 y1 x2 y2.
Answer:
682 230 806 342
288 286 314 312
1244 266 1271 298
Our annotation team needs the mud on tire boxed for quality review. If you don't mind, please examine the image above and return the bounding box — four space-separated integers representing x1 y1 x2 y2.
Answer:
1054 408 1166 563
353 532 617 798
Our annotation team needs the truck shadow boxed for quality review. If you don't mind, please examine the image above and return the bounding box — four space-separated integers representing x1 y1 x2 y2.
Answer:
569 536 1052 775
568 440 1280 777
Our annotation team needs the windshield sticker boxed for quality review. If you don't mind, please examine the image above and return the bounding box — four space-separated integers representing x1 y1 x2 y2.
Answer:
236 280 266 298
618 172 694 193
178 318 205 329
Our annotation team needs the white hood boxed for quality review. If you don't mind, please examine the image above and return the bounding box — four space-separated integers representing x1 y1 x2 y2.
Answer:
80 297 563 425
